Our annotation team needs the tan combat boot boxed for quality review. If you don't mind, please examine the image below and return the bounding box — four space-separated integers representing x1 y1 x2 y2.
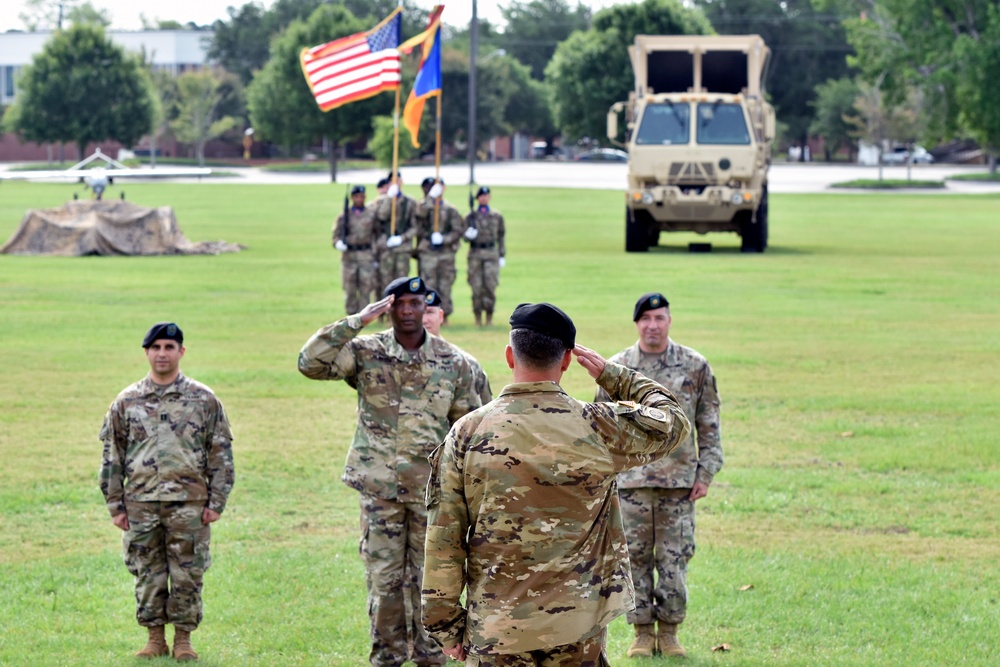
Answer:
657 622 687 658
135 625 169 658
627 623 656 658
485 311 493 327
172 628 199 662
474 311 483 327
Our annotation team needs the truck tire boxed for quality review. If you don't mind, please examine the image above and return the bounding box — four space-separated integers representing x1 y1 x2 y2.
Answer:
625 207 650 252
741 186 769 253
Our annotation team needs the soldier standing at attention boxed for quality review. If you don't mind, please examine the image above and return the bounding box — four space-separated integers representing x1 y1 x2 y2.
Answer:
298 277 485 667
99 322 235 662
415 177 466 325
375 172 418 295
422 303 690 665
334 184 380 314
422 289 492 405
463 185 506 327
596 292 723 658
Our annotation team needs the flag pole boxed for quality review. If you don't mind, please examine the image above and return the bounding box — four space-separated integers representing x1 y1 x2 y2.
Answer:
433 92 442 233
390 0 404 236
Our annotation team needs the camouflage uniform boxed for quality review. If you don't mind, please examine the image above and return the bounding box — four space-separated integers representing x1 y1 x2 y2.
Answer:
464 205 505 319
596 341 722 626
99 373 235 631
415 198 466 317
297 316 485 666
423 362 691 659
375 194 418 294
334 203 380 314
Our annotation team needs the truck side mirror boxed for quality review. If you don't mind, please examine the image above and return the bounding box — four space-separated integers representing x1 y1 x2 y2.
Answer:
607 108 619 141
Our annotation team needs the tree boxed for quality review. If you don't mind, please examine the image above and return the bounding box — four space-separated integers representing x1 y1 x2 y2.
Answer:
5 24 156 160
246 4 394 181
66 2 111 27
369 115 416 167
498 0 592 80
693 0 854 154
809 77 860 161
546 0 713 142
170 69 243 166
846 0 1000 172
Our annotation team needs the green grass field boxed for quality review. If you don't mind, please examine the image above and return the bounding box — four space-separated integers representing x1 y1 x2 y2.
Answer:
1 181 998 666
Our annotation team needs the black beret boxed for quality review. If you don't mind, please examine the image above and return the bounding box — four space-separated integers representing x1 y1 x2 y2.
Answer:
383 276 428 298
476 186 490 197
425 290 443 307
633 292 670 321
421 176 435 189
142 322 183 348
509 302 576 349
350 184 365 195
376 177 389 188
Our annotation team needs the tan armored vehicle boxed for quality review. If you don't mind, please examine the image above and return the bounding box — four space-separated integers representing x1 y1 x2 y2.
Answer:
608 35 775 252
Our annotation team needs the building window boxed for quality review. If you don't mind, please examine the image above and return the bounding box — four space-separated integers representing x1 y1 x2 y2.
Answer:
3 66 15 100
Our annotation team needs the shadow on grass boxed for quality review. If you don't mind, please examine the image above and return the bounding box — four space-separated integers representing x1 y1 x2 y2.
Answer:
645 244 811 256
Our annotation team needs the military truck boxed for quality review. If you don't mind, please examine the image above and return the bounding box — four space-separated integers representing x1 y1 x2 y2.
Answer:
607 35 775 252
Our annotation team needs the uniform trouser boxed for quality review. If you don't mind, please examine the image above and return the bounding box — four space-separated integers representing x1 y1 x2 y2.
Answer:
122 501 211 632
465 629 609 667
619 487 696 626
341 249 378 315
360 494 445 667
379 250 412 295
419 251 457 316
467 251 499 316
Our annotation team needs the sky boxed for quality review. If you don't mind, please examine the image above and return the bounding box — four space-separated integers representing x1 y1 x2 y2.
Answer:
0 1 624 33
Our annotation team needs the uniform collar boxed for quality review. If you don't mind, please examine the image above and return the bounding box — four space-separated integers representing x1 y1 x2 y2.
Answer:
139 372 186 396
498 380 566 397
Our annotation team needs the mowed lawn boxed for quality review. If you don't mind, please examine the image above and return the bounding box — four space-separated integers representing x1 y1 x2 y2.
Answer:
1 181 998 666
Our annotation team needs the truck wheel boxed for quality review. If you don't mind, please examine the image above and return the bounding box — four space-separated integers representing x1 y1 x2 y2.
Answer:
741 187 769 253
625 207 650 252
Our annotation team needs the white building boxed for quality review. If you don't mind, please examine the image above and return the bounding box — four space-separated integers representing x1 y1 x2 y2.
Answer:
0 29 212 105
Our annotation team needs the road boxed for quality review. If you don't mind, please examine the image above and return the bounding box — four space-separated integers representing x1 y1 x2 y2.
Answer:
218 160 1000 195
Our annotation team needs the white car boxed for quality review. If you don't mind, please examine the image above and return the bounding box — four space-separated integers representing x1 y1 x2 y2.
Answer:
882 146 934 164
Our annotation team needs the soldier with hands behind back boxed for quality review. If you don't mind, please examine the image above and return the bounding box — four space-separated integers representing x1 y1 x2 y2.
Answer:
596 292 723 658
423 303 690 666
99 322 235 662
298 277 487 667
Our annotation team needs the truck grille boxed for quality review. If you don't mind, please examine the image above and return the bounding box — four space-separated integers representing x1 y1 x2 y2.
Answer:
668 161 715 185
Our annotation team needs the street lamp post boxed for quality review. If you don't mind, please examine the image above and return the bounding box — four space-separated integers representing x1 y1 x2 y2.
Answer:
468 0 479 185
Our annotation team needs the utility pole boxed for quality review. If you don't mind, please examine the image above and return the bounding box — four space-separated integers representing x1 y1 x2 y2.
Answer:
468 0 478 185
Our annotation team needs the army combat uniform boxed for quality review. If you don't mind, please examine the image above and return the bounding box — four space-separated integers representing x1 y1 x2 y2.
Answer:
464 204 505 321
596 341 722 629
298 316 485 667
415 197 466 318
99 373 235 632
375 194 418 295
334 202 380 314
423 362 691 661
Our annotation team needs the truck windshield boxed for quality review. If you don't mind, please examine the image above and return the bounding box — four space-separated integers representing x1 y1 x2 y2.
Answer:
634 103 690 145
696 103 751 145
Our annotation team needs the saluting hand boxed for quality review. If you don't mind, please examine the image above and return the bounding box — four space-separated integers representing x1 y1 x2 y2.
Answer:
573 344 607 380
358 295 394 326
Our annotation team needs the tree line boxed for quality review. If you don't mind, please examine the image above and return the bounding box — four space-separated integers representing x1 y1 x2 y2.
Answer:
3 0 997 173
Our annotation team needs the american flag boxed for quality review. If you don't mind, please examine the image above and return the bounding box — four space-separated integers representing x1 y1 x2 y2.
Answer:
299 10 402 112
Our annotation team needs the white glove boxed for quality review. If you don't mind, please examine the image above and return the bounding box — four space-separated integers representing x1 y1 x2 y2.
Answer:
431 232 444 245
387 184 400 197
499 257 506 268
334 239 348 252
386 235 403 248
464 227 479 240
429 183 443 198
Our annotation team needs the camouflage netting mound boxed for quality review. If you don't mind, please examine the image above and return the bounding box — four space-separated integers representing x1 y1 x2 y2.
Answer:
0 200 244 256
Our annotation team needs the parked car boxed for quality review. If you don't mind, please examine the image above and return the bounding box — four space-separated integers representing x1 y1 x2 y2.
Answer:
574 148 629 162
530 142 569 160
882 145 934 164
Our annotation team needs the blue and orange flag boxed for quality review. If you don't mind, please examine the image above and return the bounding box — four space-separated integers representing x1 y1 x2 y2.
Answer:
400 5 444 147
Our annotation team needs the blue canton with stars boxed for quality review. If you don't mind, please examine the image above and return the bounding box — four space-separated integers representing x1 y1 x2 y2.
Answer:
368 13 401 52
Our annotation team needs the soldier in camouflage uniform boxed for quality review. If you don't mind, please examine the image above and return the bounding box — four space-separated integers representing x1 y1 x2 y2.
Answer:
596 292 723 658
422 289 492 404
297 276 486 667
415 177 466 324
423 303 691 665
375 172 418 295
463 186 506 327
99 322 235 662
334 184 380 314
